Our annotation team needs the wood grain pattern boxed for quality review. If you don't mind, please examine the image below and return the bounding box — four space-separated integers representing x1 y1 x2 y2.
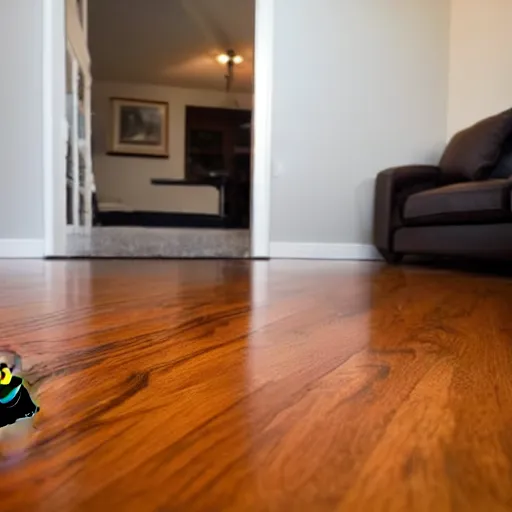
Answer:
1 259 512 511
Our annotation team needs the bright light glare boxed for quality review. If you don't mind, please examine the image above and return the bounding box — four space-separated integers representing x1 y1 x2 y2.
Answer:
216 54 244 65
216 54 230 64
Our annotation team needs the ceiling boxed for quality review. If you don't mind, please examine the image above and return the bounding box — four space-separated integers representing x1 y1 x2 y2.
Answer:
88 0 255 93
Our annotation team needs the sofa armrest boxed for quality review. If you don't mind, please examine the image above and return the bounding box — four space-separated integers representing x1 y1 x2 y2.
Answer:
374 165 440 254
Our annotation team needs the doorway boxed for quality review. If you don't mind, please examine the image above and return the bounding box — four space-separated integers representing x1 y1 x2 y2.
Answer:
42 0 273 258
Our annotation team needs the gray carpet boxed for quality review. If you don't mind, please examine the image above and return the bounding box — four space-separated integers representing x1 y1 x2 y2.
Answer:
66 227 250 258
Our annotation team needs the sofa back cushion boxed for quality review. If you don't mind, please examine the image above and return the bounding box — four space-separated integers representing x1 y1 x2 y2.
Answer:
439 108 512 182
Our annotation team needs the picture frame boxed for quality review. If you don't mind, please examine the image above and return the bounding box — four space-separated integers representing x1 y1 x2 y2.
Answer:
108 98 169 158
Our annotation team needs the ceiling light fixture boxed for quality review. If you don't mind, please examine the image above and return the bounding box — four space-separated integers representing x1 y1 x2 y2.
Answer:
216 49 243 92
216 54 230 65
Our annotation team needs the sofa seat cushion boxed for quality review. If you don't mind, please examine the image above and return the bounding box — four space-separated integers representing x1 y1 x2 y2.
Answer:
403 180 512 226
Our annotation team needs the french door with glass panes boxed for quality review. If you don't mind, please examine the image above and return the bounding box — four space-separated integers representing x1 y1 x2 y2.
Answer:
66 0 93 231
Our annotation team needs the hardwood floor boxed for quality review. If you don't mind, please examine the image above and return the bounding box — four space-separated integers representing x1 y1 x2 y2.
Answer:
1 259 512 511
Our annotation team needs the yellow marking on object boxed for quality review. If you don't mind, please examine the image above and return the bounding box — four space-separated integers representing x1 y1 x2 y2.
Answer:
0 367 12 385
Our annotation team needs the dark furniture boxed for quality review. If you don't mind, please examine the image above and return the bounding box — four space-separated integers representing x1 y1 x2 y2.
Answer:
96 210 225 229
374 108 512 262
186 106 251 228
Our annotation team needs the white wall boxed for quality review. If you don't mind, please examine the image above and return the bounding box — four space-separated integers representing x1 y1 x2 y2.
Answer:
92 82 252 214
447 0 512 137
0 1 44 242
269 0 450 250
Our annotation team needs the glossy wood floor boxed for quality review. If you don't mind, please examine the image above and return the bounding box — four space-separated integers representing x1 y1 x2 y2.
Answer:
1 260 512 511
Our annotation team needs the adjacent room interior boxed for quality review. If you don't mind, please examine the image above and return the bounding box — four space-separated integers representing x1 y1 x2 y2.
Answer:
65 0 255 257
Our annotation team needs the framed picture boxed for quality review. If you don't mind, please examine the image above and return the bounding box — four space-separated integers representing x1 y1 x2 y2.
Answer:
109 98 169 158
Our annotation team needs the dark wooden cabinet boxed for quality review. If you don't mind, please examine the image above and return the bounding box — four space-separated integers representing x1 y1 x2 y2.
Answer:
186 107 252 228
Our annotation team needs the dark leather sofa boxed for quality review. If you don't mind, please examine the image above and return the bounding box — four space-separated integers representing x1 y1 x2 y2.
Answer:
374 108 512 262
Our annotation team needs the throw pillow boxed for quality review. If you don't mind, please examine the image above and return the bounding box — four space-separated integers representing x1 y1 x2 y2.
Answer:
439 108 512 181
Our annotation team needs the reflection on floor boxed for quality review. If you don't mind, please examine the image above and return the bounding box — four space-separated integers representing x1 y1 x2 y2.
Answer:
66 227 250 258
2 259 512 510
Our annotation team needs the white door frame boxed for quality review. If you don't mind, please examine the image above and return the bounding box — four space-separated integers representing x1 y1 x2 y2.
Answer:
42 0 66 257
250 0 274 258
42 0 274 258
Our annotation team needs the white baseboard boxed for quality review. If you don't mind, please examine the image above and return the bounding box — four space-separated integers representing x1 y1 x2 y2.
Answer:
270 242 382 261
0 239 45 258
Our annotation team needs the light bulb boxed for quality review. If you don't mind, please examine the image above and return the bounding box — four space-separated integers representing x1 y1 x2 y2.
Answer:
232 55 244 65
216 54 230 65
